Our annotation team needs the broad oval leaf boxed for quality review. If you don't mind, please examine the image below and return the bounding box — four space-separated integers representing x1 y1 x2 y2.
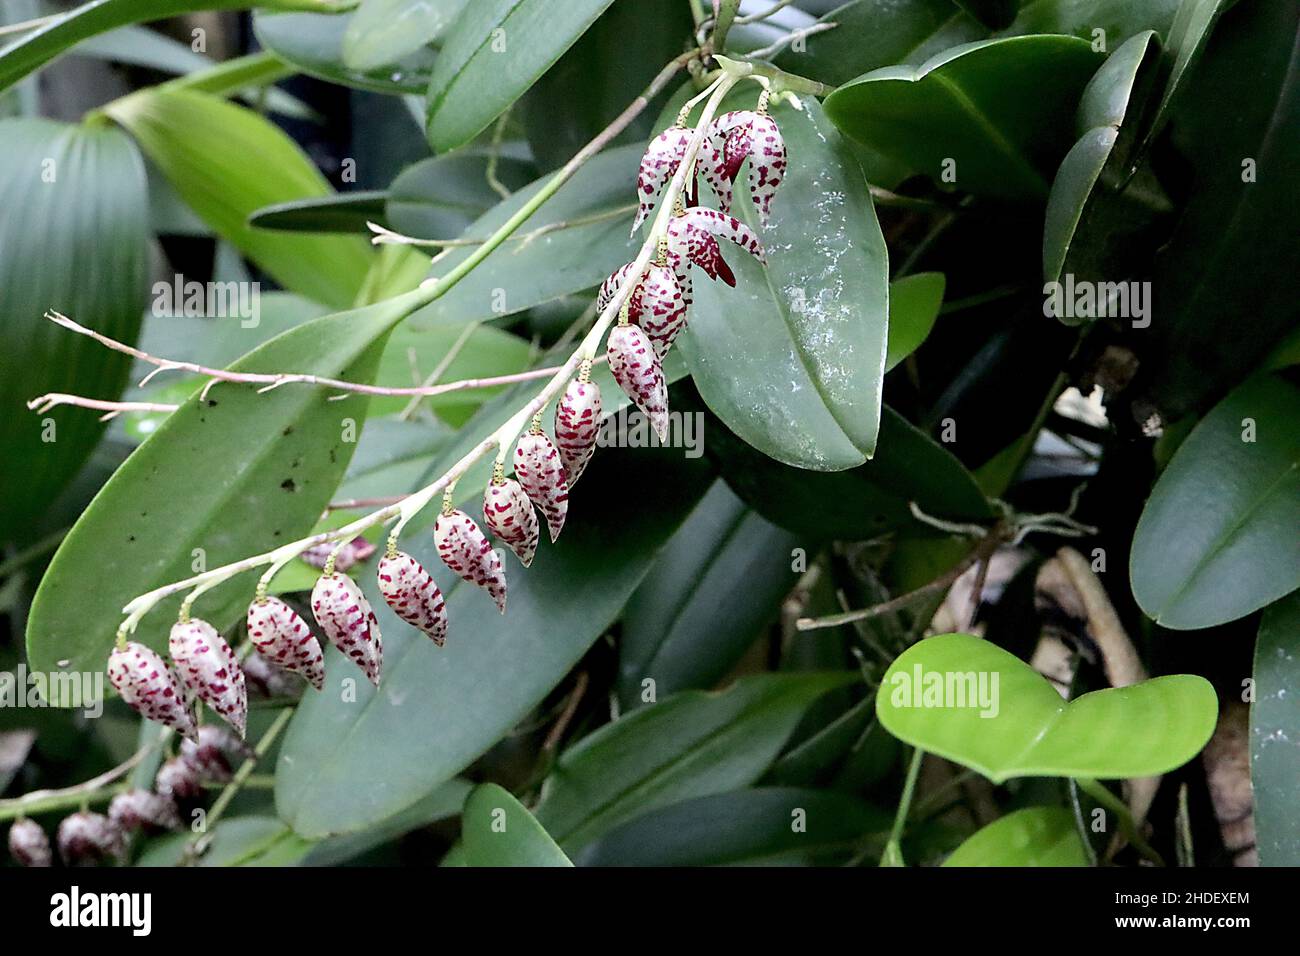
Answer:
942 806 1088 866
1131 373 1300 630
573 787 889 866
342 0 468 72
254 8 437 94
26 289 427 676
533 672 852 852
461 784 572 867
105 89 372 309
275 447 712 838
1252 592 1300 866
424 0 617 152
0 118 147 543
618 482 803 708
0 0 349 93
681 95 890 471
824 35 1104 201
876 633 1218 782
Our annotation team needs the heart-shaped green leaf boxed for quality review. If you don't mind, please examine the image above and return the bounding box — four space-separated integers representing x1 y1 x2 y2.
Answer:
274 448 712 838
617 482 803 708
1252 592 1300 866
462 784 572 867
26 289 427 677
424 0 617 151
0 118 147 543
573 787 890 866
106 89 372 309
942 806 1089 866
886 272 946 371
1131 373 1300 630
824 35 1104 201
681 95 890 471
1043 31 1170 287
533 673 853 852
254 8 437 94
0 0 349 93
876 633 1218 782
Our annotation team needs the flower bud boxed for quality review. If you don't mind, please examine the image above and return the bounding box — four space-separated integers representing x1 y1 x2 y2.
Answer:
169 619 248 738
301 535 376 572
435 509 507 613
57 812 125 866
7 819 52 867
607 323 669 441
311 572 383 686
555 375 601 486
246 596 326 691
632 126 691 234
155 756 203 802
180 724 249 782
514 432 569 543
377 551 448 646
108 789 180 833
106 640 198 741
597 263 688 358
483 478 540 567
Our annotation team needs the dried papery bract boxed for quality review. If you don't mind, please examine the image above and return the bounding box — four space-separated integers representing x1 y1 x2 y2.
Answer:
607 322 669 441
435 506 508 613
700 108 787 225
377 550 449 646
632 125 692 233
108 789 181 833
246 596 326 691
106 640 198 741
665 207 766 303
7 819 51 867
483 476 540 567
311 571 383 686
57 812 125 866
555 368 601 486
514 430 569 543
169 618 248 738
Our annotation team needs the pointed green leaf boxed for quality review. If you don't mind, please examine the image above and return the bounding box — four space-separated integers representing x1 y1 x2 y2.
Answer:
886 272 945 371
248 191 390 234
462 784 572 867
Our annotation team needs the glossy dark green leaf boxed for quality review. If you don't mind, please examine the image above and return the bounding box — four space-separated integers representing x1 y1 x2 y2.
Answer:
824 35 1104 200
254 8 437 94
618 482 803 708
462 784 573 867
1252 592 1300 866
775 0 987 89
26 289 427 677
877 633 1219 782
1131 374 1300 630
407 145 639 326
342 0 468 71
521 0 692 171
885 272 945 371
1137 0 1300 418
0 0 348 93
693 397 993 541
1004 0 1179 46
1042 30 1167 286
106 89 372 309
275 448 712 837
386 149 536 241
533 673 852 852
0 118 147 543
424 0 617 152
248 191 390 233
573 787 889 866
681 96 889 471
942 806 1088 866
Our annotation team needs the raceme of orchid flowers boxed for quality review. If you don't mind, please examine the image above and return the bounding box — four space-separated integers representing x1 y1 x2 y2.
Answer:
106 92 786 738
